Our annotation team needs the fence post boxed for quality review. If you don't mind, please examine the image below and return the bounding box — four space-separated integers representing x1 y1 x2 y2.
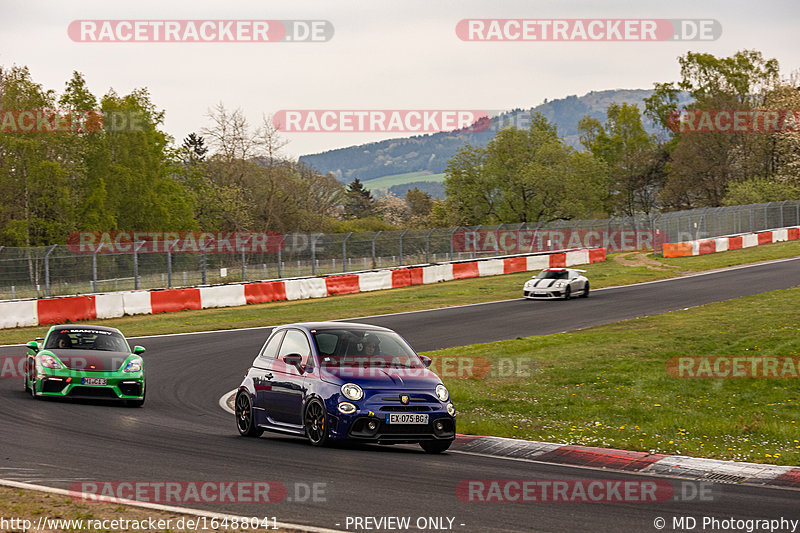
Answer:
200 246 207 285
167 243 173 288
399 229 409 266
133 241 146 290
371 231 381 269
425 228 435 263
277 235 283 278
311 234 319 275
92 246 100 292
44 244 57 298
342 232 352 273
449 227 458 261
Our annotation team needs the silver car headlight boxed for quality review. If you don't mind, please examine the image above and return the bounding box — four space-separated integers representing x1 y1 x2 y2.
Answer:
341 383 364 401
435 384 449 402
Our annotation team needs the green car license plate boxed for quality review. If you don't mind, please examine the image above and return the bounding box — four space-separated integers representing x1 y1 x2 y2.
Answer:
385 413 429 424
82 377 107 385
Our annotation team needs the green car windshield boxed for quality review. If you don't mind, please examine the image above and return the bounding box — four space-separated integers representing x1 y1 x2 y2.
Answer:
312 329 423 369
45 329 130 352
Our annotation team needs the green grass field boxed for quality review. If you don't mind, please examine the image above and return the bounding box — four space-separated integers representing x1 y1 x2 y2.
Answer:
433 286 800 465
362 171 446 191
1 240 799 346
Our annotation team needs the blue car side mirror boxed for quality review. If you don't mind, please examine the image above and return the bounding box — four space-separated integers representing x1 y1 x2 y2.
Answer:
420 355 432 368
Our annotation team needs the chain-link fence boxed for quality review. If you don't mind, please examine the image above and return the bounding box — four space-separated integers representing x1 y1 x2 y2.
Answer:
1 200 798 300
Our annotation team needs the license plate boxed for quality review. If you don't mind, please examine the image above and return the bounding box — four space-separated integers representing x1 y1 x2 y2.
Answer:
386 413 429 424
534 292 547 296
82 377 107 386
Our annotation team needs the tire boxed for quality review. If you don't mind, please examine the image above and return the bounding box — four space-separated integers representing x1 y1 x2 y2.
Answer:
304 399 329 447
235 391 263 437
420 439 453 454
580 282 590 298
562 286 571 300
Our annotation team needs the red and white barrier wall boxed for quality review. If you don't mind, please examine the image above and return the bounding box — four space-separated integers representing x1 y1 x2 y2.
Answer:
662 227 800 257
0 248 606 330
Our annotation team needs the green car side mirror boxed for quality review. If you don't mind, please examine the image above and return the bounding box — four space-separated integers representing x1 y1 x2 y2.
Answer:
133 346 146 355
26 341 40 352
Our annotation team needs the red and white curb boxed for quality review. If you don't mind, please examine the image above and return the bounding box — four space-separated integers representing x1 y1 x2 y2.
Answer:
453 436 800 488
220 391 799 488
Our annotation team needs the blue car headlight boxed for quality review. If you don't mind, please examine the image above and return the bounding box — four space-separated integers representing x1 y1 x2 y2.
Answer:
447 403 456 416
435 384 449 402
123 359 142 373
40 354 62 369
341 383 363 401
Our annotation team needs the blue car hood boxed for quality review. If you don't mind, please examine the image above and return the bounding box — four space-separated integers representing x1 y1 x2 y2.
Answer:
319 365 441 388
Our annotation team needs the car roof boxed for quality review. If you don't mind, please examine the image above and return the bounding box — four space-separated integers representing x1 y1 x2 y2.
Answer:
277 321 393 332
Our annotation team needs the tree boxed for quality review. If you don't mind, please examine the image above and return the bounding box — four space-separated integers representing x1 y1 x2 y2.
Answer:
406 187 433 218
375 192 409 226
181 133 207 164
579 103 666 215
344 178 375 219
444 114 607 224
644 50 785 208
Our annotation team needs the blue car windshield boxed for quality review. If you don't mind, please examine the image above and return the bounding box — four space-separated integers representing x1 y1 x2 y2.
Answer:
44 329 130 352
312 329 423 369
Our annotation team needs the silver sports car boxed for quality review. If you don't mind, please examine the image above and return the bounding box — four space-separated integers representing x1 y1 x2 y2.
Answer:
523 268 589 300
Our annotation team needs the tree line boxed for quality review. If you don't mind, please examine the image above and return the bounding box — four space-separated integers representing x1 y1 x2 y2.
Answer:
439 49 800 225
1 49 798 247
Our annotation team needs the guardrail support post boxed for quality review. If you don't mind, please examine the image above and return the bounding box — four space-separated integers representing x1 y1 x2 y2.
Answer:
425 228 434 263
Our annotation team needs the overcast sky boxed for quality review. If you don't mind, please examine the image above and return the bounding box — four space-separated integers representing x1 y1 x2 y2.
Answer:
2 0 798 158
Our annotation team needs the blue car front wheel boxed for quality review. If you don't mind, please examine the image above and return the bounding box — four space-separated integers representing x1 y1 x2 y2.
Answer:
304 399 329 447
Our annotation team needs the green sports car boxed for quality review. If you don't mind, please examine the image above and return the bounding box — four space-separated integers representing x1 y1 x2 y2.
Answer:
24 325 146 407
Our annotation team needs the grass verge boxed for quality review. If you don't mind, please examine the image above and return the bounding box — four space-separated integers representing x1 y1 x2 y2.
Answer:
0 240 799 346
432 286 800 465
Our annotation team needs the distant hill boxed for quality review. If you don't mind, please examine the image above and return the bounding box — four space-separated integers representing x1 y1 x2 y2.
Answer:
298 89 678 184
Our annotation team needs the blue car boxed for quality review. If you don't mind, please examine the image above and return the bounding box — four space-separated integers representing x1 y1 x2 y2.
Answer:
235 322 456 453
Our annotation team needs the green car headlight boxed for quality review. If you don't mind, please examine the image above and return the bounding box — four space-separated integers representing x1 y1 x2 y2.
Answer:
40 354 62 369
341 383 363 401
123 359 142 372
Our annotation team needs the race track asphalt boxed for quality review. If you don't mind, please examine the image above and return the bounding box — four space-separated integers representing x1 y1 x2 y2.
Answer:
1 257 799 532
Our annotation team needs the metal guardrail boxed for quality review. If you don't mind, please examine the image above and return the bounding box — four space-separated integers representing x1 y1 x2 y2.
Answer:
0 200 798 300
